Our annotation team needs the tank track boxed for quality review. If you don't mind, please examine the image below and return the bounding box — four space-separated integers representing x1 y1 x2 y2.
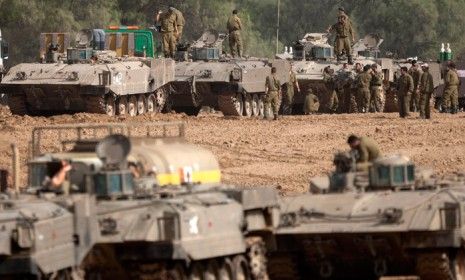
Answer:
218 94 242 116
7 94 28 115
85 95 107 114
416 252 455 280
267 253 300 280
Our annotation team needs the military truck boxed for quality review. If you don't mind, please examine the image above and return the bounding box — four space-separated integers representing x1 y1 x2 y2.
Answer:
269 152 465 280
0 27 173 116
171 31 290 117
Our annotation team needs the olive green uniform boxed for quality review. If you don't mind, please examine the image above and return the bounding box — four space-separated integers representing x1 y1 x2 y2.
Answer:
159 11 177 58
303 89 319 114
323 72 339 113
227 15 243 58
370 71 384 112
355 136 381 171
443 69 460 112
265 74 281 117
174 9 185 42
408 67 422 112
396 73 414 118
284 71 297 114
356 71 372 113
419 71 434 119
329 20 354 60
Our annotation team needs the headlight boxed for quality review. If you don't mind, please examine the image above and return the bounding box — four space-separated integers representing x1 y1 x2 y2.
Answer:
231 68 242 81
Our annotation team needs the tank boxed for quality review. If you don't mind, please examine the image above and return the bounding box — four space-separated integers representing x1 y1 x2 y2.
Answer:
171 30 290 117
269 152 465 279
0 27 174 116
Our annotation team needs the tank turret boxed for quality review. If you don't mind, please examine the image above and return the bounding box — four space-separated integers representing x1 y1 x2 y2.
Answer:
176 30 226 62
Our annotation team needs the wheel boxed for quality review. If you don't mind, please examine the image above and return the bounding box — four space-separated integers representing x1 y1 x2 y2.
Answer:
243 93 253 117
188 262 203 280
416 252 461 280
7 94 28 115
454 251 465 280
258 96 265 117
147 93 157 113
116 96 128 115
218 258 234 280
128 95 137 116
137 95 146 115
235 93 244 116
247 238 267 279
233 255 251 280
156 89 166 112
168 263 187 280
204 260 220 280
104 96 115 116
252 94 260 116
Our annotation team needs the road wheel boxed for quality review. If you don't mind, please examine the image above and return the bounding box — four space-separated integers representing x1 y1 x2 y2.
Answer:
104 96 115 116
146 93 157 113
243 93 253 117
233 255 251 280
168 263 187 280
252 94 260 116
258 96 265 117
128 95 137 116
218 258 234 280
136 95 146 115
204 260 220 280
117 96 128 115
188 262 203 280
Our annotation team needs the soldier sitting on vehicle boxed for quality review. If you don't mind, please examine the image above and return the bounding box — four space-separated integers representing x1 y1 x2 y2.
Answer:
42 160 72 194
347 135 381 171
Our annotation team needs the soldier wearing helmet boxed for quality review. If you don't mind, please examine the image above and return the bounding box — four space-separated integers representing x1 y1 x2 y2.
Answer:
370 63 384 112
419 63 434 119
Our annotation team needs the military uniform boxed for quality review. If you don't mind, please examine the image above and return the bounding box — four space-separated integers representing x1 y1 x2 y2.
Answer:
355 136 381 171
303 89 320 114
284 71 298 114
159 11 177 58
370 71 384 112
443 69 460 113
329 19 354 62
227 15 243 58
396 73 414 118
173 9 185 42
347 70 360 113
419 70 434 119
323 71 339 113
265 74 281 118
408 67 422 112
356 71 372 113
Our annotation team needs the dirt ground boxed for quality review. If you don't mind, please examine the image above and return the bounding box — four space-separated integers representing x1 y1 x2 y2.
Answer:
0 105 464 194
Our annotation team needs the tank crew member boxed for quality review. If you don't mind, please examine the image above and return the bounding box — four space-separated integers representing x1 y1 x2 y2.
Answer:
370 64 384 112
323 66 339 113
326 15 355 64
172 6 185 43
265 67 281 120
408 60 422 112
419 63 434 119
356 65 372 113
396 67 414 118
347 135 381 171
303 88 320 114
42 160 72 194
227 9 243 58
443 61 460 114
284 65 300 114
156 7 178 58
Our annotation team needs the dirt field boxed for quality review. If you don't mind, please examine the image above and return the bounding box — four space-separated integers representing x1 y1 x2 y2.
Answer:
0 105 464 194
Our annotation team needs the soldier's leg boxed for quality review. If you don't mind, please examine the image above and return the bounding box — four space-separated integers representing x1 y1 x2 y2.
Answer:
286 90 294 115
332 90 339 112
425 92 432 119
397 93 404 117
162 33 170 57
335 38 343 61
236 33 243 58
365 89 371 113
176 26 183 43
442 89 451 112
451 88 459 114
229 35 237 57
419 92 426 118
404 93 411 116
344 38 353 64
169 33 176 58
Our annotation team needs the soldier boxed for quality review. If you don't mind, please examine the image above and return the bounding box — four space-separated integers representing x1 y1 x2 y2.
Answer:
356 65 372 113
227 10 243 58
43 160 72 194
303 88 320 114
326 15 355 64
408 60 422 112
419 63 434 119
443 61 460 114
284 65 300 114
396 67 414 118
265 67 281 120
370 64 384 112
334 63 350 113
156 7 178 58
323 66 339 113
172 6 185 43
347 135 381 171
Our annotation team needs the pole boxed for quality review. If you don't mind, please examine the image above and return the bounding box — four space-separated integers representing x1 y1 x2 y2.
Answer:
11 144 20 193
276 0 280 54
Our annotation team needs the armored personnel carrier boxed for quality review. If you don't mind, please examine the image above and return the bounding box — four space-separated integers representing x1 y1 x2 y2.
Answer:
171 31 290 117
269 152 465 280
0 27 174 116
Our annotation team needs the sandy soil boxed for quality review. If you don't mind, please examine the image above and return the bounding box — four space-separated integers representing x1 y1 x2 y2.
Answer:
0 105 464 194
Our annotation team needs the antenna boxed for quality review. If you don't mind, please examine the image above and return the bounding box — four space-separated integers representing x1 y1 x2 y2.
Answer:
275 0 281 54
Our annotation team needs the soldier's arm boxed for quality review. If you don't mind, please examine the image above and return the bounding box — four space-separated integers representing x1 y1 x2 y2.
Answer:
295 79 300 92
408 76 414 92
326 24 335 33
237 17 243 30
349 23 355 42
156 11 162 23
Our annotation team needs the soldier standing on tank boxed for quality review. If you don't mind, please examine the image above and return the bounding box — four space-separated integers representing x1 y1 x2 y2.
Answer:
284 65 300 115
265 67 281 120
227 10 243 58
370 64 384 112
356 65 372 113
408 60 422 112
396 67 414 118
443 61 460 114
172 6 185 43
326 15 355 64
419 63 434 119
156 7 178 58
323 66 339 113
347 135 381 171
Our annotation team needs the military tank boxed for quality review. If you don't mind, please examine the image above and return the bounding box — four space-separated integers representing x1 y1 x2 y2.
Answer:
0 27 174 116
171 31 290 117
269 152 465 280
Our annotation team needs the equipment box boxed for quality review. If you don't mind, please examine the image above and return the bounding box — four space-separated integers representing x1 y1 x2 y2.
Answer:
193 47 219 60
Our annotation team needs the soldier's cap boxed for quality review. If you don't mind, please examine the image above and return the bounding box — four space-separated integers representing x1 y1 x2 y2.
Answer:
338 7 345 12
421 63 429 68
411 60 417 66
168 6 175 11
448 61 456 68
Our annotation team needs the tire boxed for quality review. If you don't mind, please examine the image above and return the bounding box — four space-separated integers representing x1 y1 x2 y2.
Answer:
168 263 187 280
137 95 146 115
147 93 157 113
105 96 115 116
128 95 137 116
117 96 128 115
218 258 234 280
188 262 203 280
243 94 253 117
258 96 265 116
233 255 251 280
204 260 220 280
252 94 260 116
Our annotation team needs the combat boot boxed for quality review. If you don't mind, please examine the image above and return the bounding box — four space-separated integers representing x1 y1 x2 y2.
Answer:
273 114 279 120
451 107 458 114
348 55 354 65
